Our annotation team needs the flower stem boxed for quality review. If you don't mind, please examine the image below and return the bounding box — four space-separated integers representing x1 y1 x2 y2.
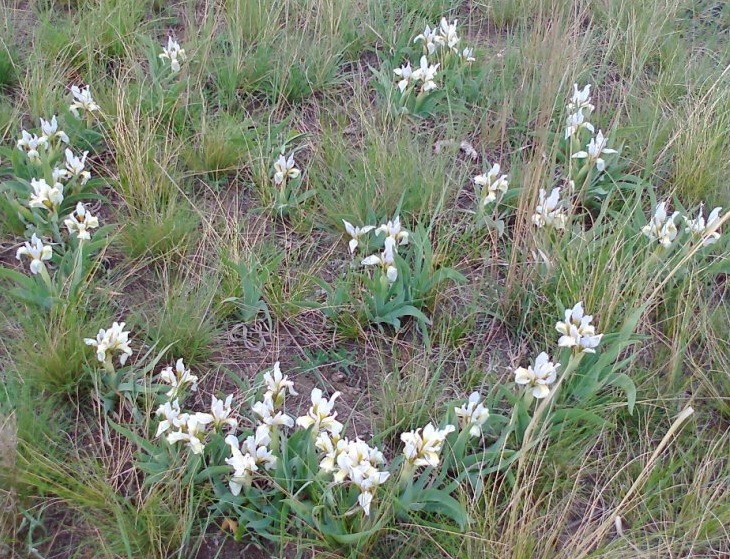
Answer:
396 460 416 492
103 355 116 376
520 351 584 447
50 216 63 246
38 264 55 293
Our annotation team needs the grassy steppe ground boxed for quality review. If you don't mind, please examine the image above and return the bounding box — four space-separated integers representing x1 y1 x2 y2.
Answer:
1 0 730 557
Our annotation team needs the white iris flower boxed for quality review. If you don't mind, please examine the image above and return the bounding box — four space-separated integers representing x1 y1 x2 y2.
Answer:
295 388 343 436
514 352 560 399
566 83 595 113
555 302 603 353
532 187 567 230
39 115 69 145
159 37 186 73
64 202 100 241
69 85 100 118
564 108 595 140
84 322 133 366
454 392 490 437
361 236 398 284
571 130 617 173
474 163 509 207
342 220 375 254
159 358 199 397
401 423 455 468
642 201 681 248
685 204 723 246
16 234 52 275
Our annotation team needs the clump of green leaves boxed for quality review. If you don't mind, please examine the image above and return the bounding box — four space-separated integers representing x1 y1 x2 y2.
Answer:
321 219 465 338
218 255 276 326
371 18 480 118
